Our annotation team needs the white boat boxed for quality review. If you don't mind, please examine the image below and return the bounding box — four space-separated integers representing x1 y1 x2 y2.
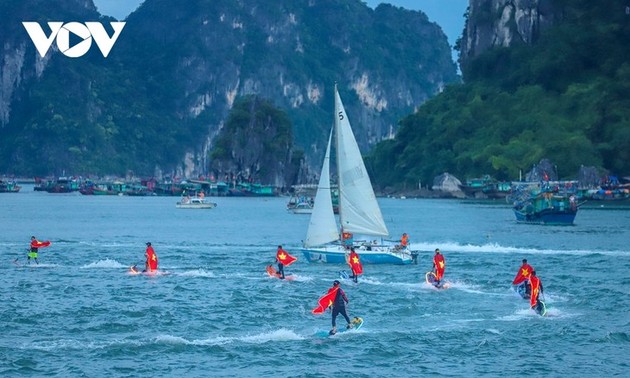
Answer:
175 196 217 209
287 199 314 214
301 85 417 265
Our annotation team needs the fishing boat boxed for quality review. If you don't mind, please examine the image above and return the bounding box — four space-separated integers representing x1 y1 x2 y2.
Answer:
301 85 417 265
175 195 217 209
509 181 581 225
0 179 21 193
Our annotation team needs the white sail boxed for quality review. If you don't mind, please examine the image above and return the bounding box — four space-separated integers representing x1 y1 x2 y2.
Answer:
334 86 389 237
304 130 339 247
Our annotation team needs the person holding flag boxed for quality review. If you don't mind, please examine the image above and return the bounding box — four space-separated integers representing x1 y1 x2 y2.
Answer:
432 248 446 287
312 280 352 335
512 259 534 298
145 242 158 272
529 270 545 314
26 236 51 264
347 247 363 283
275 245 297 279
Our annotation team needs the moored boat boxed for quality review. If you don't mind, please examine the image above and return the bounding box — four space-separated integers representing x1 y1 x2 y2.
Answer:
0 179 21 193
176 195 217 209
509 181 582 225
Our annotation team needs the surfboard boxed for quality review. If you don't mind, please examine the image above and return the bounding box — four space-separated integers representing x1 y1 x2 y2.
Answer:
317 317 364 337
129 265 168 276
266 265 295 281
425 271 450 289
533 300 547 316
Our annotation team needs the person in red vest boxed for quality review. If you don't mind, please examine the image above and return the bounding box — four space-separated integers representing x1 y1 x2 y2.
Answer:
27 236 51 264
145 242 158 272
529 270 544 314
400 233 409 249
432 248 446 287
512 259 534 298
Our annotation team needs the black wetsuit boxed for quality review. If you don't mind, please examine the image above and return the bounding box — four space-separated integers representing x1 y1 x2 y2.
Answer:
331 288 351 327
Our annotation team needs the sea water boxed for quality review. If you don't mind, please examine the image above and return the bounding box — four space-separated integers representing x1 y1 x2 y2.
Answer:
1 187 628 377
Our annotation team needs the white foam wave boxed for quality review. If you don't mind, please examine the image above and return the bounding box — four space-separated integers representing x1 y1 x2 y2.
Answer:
154 329 304 346
18 263 60 268
409 241 629 257
241 329 304 343
176 269 215 278
27 337 141 351
81 259 126 269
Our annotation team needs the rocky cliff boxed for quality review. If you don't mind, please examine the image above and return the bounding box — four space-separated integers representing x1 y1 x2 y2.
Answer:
0 0 458 186
459 0 561 70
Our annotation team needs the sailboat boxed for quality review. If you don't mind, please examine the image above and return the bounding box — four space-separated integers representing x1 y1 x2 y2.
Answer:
301 85 417 265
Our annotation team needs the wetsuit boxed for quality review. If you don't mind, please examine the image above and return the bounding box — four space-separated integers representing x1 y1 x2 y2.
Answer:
331 288 351 328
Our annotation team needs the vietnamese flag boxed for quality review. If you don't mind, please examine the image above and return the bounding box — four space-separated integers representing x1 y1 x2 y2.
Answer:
277 248 297 266
312 287 338 314
513 264 533 285
434 254 445 280
31 240 51 248
348 250 363 275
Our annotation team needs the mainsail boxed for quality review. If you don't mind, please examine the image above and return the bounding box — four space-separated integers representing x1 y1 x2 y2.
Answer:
334 87 389 237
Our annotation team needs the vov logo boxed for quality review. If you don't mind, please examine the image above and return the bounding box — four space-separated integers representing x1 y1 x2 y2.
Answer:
22 22 126 58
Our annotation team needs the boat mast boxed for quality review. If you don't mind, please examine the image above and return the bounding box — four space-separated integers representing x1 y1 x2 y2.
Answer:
334 83 345 241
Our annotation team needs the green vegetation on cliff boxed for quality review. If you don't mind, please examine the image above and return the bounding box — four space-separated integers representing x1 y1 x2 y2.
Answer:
210 95 303 185
0 0 456 182
367 0 630 189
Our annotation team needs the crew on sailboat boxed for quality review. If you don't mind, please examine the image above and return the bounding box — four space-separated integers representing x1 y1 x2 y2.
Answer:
396 233 409 250
341 232 353 249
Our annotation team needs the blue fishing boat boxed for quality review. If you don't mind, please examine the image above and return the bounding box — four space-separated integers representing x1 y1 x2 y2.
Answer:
510 181 581 225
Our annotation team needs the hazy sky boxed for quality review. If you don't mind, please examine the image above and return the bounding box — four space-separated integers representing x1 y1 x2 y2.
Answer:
94 0 468 49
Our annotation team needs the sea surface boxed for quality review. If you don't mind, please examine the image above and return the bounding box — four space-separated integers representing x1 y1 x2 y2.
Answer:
1 187 629 377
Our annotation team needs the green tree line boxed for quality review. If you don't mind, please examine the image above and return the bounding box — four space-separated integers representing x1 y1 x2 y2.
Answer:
367 0 630 190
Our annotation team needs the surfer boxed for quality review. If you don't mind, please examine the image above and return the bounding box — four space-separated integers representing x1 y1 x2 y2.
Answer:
512 259 534 298
275 245 297 279
26 236 51 264
329 280 352 335
347 247 362 283
145 242 158 272
529 270 544 314
432 248 445 287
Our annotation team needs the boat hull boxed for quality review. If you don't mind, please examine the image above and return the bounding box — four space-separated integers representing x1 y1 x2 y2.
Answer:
176 202 217 209
288 207 313 214
301 245 416 265
513 208 577 225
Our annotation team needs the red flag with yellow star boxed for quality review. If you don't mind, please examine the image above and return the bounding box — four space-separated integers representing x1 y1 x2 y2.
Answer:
348 250 363 275
434 253 445 280
513 263 533 285
276 248 297 266
312 287 339 314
